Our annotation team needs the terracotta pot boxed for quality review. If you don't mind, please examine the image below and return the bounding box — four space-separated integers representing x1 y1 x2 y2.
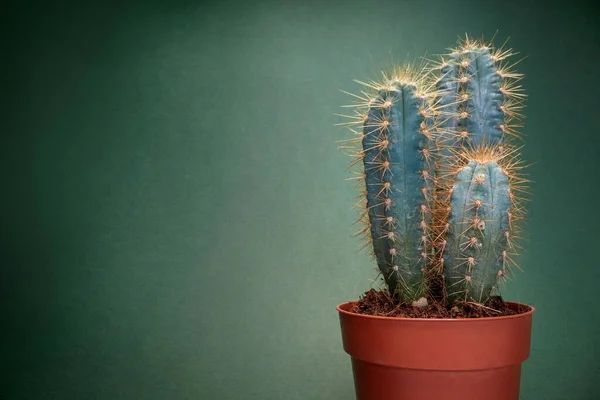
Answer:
337 301 535 400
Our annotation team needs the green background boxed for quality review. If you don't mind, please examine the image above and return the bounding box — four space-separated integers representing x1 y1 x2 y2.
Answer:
2 0 599 399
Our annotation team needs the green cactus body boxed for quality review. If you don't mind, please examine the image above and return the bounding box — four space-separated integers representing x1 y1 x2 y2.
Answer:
436 45 508 150
361 82 434 302
443 159 511 303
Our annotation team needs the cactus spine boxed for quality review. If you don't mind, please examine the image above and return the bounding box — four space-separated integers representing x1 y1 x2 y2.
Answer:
339 35 527 306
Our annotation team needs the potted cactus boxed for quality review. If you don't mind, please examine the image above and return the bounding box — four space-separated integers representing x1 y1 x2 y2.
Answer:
336 36 535 400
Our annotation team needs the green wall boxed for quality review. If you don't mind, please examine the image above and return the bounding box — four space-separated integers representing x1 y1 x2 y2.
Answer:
2 1 599 399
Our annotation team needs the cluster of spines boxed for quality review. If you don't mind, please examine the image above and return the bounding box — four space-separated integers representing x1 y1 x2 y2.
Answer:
337 64 442 302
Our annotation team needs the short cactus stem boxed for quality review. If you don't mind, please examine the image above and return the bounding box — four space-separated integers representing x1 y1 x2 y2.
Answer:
443 157 512 304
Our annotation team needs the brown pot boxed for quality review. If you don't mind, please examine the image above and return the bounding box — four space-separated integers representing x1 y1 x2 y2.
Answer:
337 301 535 400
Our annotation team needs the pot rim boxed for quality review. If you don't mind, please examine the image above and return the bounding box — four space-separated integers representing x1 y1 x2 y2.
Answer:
337 300 535 322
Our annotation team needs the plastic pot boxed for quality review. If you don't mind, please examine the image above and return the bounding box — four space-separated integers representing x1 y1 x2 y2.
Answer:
337 301 535 400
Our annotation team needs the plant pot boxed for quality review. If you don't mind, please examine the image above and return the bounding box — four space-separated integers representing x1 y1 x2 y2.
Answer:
337 301 535 400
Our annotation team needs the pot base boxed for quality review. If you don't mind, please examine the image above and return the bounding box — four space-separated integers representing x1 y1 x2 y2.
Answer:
352 358 521 400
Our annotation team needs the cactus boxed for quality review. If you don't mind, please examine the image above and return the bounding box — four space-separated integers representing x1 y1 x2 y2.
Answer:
338 65 437 303
339 35 527 306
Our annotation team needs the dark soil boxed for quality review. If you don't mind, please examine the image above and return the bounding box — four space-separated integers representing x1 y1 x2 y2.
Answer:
351 289 529 319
